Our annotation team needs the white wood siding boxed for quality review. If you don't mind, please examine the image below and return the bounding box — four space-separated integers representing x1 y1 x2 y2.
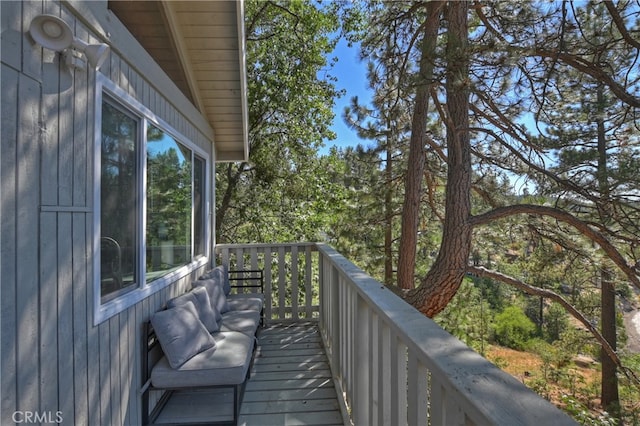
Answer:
1 1 214 424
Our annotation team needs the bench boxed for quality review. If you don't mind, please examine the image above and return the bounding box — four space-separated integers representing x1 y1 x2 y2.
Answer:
142 266 264 425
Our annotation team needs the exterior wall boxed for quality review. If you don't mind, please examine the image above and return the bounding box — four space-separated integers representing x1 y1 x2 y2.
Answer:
1 1 216 424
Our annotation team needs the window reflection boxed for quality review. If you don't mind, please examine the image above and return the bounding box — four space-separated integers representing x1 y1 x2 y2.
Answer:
100 102 138 299
194 156 206 257
146 124 192 281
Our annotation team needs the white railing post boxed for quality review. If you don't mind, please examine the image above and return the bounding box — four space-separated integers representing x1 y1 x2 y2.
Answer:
391 333 407 426
370 311 380 425
291 244 299 320
330 264 340 383
264 248 272 320
354 294 370 425
408 354 429 425
304 245 313 318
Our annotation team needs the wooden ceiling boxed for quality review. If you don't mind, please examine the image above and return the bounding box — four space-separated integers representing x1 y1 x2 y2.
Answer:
109 0 248 162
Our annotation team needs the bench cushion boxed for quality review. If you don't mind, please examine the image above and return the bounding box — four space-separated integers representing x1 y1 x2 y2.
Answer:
167 286 219 333
151 331 254 388
199 265 231 295
192 276 230 316
226 293 264 313
150 302 217 369
220 310 261 337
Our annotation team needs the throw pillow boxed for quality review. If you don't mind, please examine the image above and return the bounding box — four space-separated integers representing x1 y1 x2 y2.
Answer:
150 301 216 369
193 276 230 315
199 265 231 296
167 287 220 333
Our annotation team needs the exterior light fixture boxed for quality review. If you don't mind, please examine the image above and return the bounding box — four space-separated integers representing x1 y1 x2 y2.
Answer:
29 14 109 70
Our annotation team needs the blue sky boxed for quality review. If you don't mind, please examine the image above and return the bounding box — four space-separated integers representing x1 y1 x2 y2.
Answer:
321 38 373 154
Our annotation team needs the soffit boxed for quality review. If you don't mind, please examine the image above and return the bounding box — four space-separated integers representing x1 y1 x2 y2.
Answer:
108 0 248 162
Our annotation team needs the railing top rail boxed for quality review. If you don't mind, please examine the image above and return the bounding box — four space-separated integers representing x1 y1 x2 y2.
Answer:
215 242 318 252
315 243 577 426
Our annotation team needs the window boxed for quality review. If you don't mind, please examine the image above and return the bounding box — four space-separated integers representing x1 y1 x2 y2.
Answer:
146 124 193 282
95 77 209 322
100 102 140 300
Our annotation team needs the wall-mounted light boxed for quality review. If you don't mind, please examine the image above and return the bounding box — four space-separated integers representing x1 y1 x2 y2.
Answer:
29 14 109 70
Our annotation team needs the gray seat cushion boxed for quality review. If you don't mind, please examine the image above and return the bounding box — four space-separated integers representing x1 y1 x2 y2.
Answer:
226 293 264 313
151 331 254 388
220 310 261 336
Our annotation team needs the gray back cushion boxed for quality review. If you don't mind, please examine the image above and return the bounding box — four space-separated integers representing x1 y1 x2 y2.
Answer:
150 301 216 369
200 265 231 295
193 275 230 315
167 287 220 333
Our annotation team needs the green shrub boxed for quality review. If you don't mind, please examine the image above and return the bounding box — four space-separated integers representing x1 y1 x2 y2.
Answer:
493 306 537 350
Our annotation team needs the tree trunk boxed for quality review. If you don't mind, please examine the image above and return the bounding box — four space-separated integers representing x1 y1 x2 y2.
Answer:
397 1 443 290
597 85 619 412
384 127 394 286
601 267 619 410
406 0 472 317
215 162 245 240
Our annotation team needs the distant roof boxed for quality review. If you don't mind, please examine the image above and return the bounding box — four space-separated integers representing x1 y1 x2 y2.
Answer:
110 0 249 162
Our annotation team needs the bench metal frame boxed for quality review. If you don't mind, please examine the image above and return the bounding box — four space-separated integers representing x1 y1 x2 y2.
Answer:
141 321 256 426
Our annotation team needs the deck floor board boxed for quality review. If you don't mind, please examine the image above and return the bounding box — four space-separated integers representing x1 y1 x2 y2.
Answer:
153 322 345 425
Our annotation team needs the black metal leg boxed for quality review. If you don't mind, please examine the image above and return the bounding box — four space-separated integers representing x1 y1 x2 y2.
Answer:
232 385 239 425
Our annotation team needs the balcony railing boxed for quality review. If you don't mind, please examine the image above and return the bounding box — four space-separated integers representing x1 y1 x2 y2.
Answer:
216 242 577 426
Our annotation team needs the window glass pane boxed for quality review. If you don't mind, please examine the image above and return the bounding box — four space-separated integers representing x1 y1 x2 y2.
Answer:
146 124 192 281
101 102 138 299
194 156 206 257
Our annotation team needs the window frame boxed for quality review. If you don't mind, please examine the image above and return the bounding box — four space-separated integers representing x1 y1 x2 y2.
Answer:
93 74 211 325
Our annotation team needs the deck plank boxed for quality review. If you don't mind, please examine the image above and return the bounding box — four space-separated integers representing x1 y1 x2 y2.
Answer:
153 322 345 425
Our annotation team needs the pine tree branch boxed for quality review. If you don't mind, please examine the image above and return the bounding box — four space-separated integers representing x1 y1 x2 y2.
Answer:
603 0 640 50
469 204 640 290
533 48 640 108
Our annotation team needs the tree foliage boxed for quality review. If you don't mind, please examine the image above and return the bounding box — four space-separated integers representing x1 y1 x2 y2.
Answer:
493 306 538 350
215 0 640 419
334 0 640 416
216 0 343 243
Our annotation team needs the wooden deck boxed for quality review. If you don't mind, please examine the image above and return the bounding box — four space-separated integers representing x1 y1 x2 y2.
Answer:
153 322 346 425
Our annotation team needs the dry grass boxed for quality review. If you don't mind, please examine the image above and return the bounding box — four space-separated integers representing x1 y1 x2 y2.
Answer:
486 345 602 412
